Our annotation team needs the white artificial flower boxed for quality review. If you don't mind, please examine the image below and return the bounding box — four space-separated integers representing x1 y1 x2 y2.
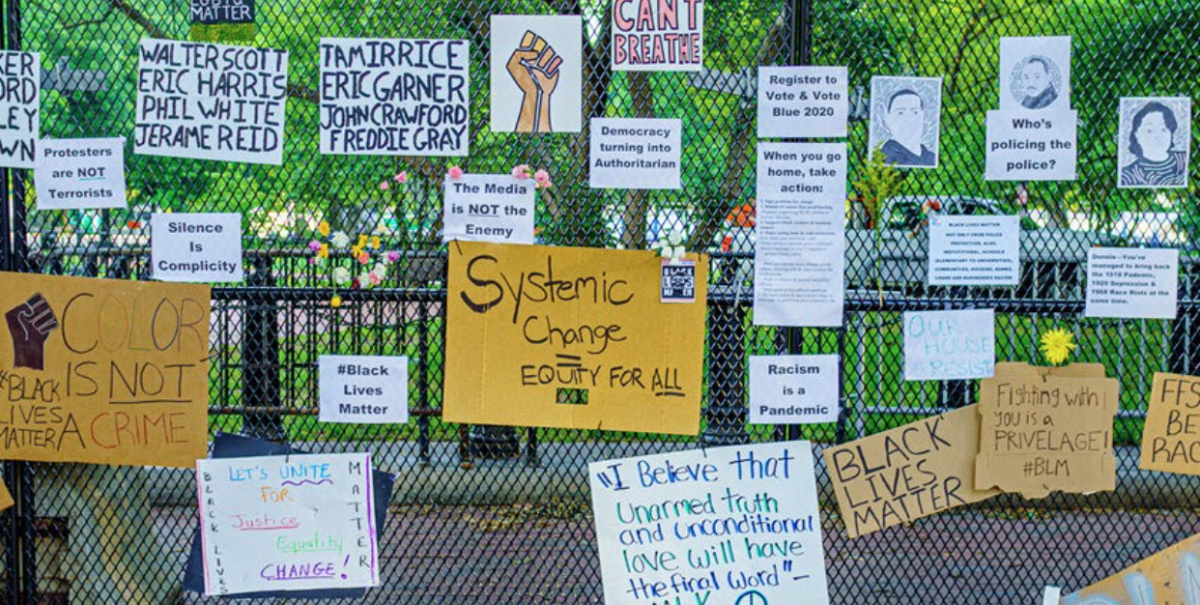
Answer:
373 263 388 278
330 231 351 248
332 266 352 285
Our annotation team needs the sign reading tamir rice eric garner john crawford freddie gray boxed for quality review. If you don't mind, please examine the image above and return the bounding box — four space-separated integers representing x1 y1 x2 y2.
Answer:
444 241 707 434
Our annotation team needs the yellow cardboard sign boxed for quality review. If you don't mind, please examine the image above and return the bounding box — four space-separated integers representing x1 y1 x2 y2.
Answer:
1142 372 1200 475
976 362 1117 499
824 405 999 538
0 272 210 467
1062 531 1200 604
445 242 707 434
0 476 11 511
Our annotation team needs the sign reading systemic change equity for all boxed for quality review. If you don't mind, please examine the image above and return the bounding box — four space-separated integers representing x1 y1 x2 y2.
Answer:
1141 372 1200 475
590 442 830 605
0 51 40 168
445 242 707 434
824 405 999 538
610 0 703 71
319 38 470 156
135 40 287 165
0 273 210 467
976 362 1117 498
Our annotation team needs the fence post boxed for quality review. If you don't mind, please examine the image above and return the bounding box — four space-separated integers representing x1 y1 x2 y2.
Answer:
703 299 749 446
242 253 285 439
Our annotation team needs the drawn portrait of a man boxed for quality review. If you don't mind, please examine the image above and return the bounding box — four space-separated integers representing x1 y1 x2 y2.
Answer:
868 76 942 169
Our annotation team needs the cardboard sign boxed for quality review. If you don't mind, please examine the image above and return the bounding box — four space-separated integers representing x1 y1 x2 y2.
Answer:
1061 532 1200 605
151 213 244 283
442 175 535 244
748 354 839 425
135 40 287 165
0 51 40 168
318 355 409 424
589 118 681 189
1141 372 1200 475
319 38 470 157
928 215 1020 286
490 15 582 133
0 476 12 511
976 363 1117 498
0 272 210 467
35 138 127 210
590 442 830 605
757 66 848 139
610 0 703 72
903 309 995 381
985 110 1077 181
196 453 379 595
444 242 707 434
824 405 999 538
1086 247 1179 320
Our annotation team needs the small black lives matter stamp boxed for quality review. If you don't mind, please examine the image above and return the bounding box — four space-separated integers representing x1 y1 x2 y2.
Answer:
661 260 695 304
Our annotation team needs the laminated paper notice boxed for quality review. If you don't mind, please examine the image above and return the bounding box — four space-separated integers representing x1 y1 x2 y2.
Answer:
976 362 1117 498
1141 372 1200 475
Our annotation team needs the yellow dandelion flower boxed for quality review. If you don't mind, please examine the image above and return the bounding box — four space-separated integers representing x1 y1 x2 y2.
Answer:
351 244 364 258
1039 328 1076 366
357 234 369 247
319 221 331 237
330 294 342 308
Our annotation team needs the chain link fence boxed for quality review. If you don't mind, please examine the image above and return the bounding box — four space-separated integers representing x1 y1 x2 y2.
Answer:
2 0 1199 603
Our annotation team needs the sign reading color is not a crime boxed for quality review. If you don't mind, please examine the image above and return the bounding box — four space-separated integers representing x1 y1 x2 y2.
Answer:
0 273 210 467
445 242 707 434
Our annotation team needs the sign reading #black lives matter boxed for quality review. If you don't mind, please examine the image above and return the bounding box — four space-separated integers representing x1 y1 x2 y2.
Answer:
320 38 470 156
135 40 287 165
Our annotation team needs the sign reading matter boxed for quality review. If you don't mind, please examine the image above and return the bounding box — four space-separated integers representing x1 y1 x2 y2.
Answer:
151 213 244 283
590 442 830 605
1140 372 1200 475
35 138 126 210
1086 247 1179 320
757 66 848 139
319 355 409 424
135 40 287 165
319 38 469 156
928 215 1019 286
0 51 40 168
824 405 1000 538
590 118 681 189
985 110 1077 181
748 354 839 425
0 272 210 467
445 242 707 434
197 453 379 596
191 0 254 24
903 309 995 381
610 0 703 71
442 175 535 244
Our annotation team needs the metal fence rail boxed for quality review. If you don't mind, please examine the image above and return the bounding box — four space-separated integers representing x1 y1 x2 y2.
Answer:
1 0 1199 603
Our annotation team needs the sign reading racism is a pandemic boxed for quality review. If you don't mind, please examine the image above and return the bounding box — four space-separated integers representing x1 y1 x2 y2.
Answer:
445 242 707 434
0 273 210 467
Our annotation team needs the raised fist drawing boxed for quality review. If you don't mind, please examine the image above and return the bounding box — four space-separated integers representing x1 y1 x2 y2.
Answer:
6 293 58 371
506 30 562 133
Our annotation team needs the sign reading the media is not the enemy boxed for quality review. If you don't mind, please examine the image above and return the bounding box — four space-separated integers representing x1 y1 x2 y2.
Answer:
0 51 40 168
319 355 409 424
610 0 703 71
757 66 848 139
0 272 211 467
319 38 469 156
442 175 535 244
135 40 287 165
35 138 126 210
590 442 831 605
445 242 707 434
589 118 681 189
151 213 244 283
749 354 839 424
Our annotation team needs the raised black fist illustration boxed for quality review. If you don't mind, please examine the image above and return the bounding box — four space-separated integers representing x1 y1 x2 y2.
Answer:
6 293 58 370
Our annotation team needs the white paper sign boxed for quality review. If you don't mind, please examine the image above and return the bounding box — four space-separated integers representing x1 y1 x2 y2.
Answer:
904 309 995 381
749 355 839 424
985 110 1077 181
754 142 845 327
151 212 244 282
1042 586 1062 605
757 66 848 139
590 118 681 189
928 215 1019 286
0 51 39 168
196 453 379 596
589 442 830 605
319 355 409 424
319 38 470 157
442 174 535 244
135 40 287 165
1086 247 1179 320
1118 97 1191 189
490 15 582 133
999 36 1071 112
868 76 941 169
611 0 703 72
35 138 127 210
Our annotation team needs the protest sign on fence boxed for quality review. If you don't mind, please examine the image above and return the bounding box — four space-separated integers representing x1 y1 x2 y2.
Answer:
444 242 707 434
196 452 379 596
928 215 1020 286
748 354 839 424
442 175 535 244
0 51 40 168
135 40 287 164
1061 531 1200 605
976 362 1117 498
319 38 469 156
824 405 999 538
589 118 681 189
0 273 210 467
151 213 244 283
1141 372 1200 475
757 66 848 139
319 355 409 424
903 309 995 381
35 138 127 210
985 110 1077 181
590 442 830 605
190 0 255 42
490 15 582 133
611 0 703 71
1085 247 1179 320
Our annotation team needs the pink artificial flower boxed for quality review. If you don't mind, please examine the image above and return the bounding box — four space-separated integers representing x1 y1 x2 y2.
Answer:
308 257 318 265
394 171 408 184
368 271 383 286
448 165 464 179
386 251 401 263
511 164 531 179
357 253 370 265
307 240 322 252
534 169 552 188
379 181 390 191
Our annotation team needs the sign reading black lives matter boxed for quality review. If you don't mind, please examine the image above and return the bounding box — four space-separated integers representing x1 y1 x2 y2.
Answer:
320 38 470 156
0 51 40 169
191 0 254 24
135 40 287 165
